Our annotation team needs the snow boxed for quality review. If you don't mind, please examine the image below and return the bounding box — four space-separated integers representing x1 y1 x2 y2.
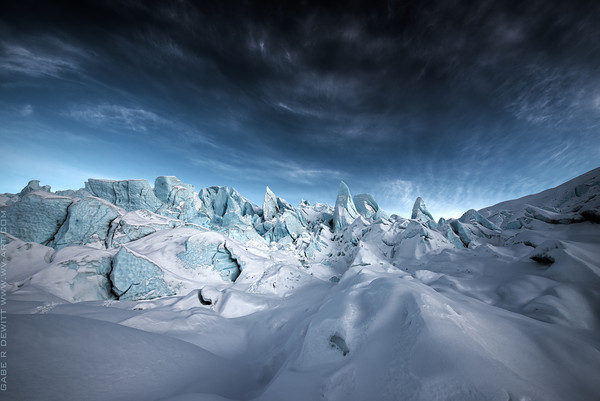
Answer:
5 314 261 401
479 167 600 228
4 168 600 400
111 209 184 246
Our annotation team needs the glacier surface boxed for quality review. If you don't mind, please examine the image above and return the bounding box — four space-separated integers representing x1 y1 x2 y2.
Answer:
3 167 600 401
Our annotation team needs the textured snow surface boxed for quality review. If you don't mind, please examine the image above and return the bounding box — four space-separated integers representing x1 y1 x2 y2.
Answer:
3 167 600 400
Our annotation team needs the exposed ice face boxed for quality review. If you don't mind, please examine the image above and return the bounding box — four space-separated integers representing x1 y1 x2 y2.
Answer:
333 181 360 231
217 213 265 245
153 176 184 203
450 219 473 247
437 220 465 249
85 179 163 212
276 196 295 213
280 210 304 239
1 235 116 301
411 197 436 227
177 232 241 282
4 175 309 254
302 227 333 260
198 186 259 220
153 176 199 220
353 193 386 220
297 201 334 230
459 208 500 231
1 191 72 244
50 197 122 249
35 247 115 301
260 209 305 244
263 186 279 221
111 246 175 300
252 187 305 244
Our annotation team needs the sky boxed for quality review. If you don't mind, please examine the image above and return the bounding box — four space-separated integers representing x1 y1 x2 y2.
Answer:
1 0 600 219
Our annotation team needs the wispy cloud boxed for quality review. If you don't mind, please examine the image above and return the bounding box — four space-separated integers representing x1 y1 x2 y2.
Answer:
20 104 33 116
63 103 220 153
191 155 342 185
0 39 85 78
66 104 165 132
375 178 419 213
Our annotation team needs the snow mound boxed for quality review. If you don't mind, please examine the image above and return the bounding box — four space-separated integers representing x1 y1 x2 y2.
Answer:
6 314 261 401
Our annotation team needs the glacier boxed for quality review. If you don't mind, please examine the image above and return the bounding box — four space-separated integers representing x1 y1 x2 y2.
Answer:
3 167 600 401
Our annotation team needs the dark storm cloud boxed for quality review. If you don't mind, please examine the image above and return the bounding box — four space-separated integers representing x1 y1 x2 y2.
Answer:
1 0 599 216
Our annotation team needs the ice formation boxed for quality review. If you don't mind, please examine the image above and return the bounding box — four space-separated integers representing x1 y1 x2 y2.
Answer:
2 191 72 244
50 196 122 249
411 196 433 222
85 179 163 212
178 232 242 281
262 186 279 221
3 167 600 401
332 181 360 231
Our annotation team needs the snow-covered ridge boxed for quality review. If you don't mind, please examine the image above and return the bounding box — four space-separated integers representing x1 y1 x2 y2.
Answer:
480 167 600 227
3 168 600 401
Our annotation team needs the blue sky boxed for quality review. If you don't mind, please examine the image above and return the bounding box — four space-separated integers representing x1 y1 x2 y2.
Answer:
1 1 599 219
